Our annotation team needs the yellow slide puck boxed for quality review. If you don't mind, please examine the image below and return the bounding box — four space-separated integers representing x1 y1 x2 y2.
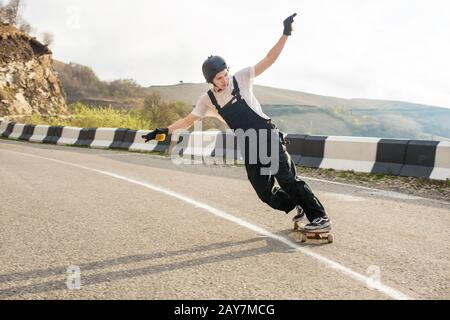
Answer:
155 134 166 141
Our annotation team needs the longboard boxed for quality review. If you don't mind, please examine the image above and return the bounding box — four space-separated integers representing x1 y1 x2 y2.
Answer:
294 222 333 243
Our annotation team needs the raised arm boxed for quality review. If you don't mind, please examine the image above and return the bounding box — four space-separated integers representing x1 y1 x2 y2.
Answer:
254 13 297 77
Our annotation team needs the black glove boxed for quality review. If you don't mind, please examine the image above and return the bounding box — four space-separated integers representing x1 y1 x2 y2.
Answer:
283 13 297 36
142 127 169 143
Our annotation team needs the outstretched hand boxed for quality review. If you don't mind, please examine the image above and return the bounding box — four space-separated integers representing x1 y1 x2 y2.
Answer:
283 13 297 36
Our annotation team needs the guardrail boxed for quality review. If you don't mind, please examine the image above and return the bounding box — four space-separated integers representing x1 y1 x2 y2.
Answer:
1 119 448 181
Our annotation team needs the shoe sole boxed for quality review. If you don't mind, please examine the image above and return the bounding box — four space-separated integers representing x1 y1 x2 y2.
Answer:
303 223 331 232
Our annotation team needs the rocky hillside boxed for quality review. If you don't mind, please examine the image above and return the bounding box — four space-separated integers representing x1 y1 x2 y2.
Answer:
0 23 67 117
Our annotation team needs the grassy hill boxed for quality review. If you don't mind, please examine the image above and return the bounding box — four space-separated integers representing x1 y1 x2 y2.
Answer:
146 83 450 140
263 105 450 140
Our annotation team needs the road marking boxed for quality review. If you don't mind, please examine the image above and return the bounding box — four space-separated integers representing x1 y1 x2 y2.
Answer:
1 149 414 300
322 192 364 202
299 175 416 195
298 175 449 204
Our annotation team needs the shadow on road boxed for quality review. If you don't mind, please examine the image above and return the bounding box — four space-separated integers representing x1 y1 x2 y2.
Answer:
0 233 303 298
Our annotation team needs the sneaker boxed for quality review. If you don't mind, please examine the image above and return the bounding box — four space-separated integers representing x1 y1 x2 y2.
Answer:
292 205 307 222
303 217 331 231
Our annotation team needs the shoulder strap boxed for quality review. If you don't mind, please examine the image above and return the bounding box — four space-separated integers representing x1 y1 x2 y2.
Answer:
232 76 242 100
207 90 221 112
208 77 241 111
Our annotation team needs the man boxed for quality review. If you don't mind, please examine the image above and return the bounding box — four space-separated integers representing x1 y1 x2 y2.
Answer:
143 13 331 231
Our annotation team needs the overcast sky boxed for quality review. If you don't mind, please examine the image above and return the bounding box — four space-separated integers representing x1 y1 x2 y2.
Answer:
18 0 450 108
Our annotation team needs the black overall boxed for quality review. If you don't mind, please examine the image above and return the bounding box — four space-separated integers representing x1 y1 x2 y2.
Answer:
207 77 327 220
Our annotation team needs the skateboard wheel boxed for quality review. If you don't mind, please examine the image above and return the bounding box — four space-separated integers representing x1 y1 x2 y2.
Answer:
293 222 299 230
301 234 307 243
327 234 334 243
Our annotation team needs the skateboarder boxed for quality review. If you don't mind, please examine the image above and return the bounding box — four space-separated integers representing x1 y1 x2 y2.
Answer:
143 13 331 231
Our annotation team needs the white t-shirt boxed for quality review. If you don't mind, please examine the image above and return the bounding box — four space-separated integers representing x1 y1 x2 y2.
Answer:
191 66 270 125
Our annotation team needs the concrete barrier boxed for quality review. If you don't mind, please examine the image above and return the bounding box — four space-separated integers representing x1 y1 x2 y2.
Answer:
372 139 409 175
109 128 129 149
7 123 26 140
129 130 170 153
0 120 10 136
29 125 50 143
118 129 137 150
319 136 380 172
57 126 82 146
285 134 309 164
183 131 221 158
18 124 36 141
430 141 450 181
90 128 117 149
42 126 64 144
1 121 15 138
400 140 440 178
74 128 97 147
298 136 327 168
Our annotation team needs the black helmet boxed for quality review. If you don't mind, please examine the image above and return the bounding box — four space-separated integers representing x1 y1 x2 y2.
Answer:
202 56 228 83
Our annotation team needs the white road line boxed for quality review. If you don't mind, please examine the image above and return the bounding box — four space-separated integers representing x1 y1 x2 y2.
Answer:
322 192 365 202
299 175 450 204
299 175 417 196
2 149 414 300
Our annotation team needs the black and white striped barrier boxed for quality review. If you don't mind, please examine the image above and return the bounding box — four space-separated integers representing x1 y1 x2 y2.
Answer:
286 136 409 176
0 120 448 181
30 125 49 142
168 130 243 164
0 120 15 137
58 126 82 145
285 135 450 180
430 142 450 180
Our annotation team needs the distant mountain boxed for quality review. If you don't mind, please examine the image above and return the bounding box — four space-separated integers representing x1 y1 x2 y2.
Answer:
146 83 450 140
146 82 447 110
53 60 450 140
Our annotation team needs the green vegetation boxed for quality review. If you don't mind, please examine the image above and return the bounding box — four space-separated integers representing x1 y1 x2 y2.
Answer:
21 103 150 129
374 173 385 180
141 92 191 128
54 61 146 101
19 93 191 130
14 88 199 131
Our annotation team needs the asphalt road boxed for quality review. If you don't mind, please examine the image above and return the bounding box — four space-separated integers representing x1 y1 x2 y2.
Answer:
0 138 449 300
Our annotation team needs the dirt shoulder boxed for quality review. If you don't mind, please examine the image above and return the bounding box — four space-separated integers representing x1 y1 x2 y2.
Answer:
296 166 449 202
